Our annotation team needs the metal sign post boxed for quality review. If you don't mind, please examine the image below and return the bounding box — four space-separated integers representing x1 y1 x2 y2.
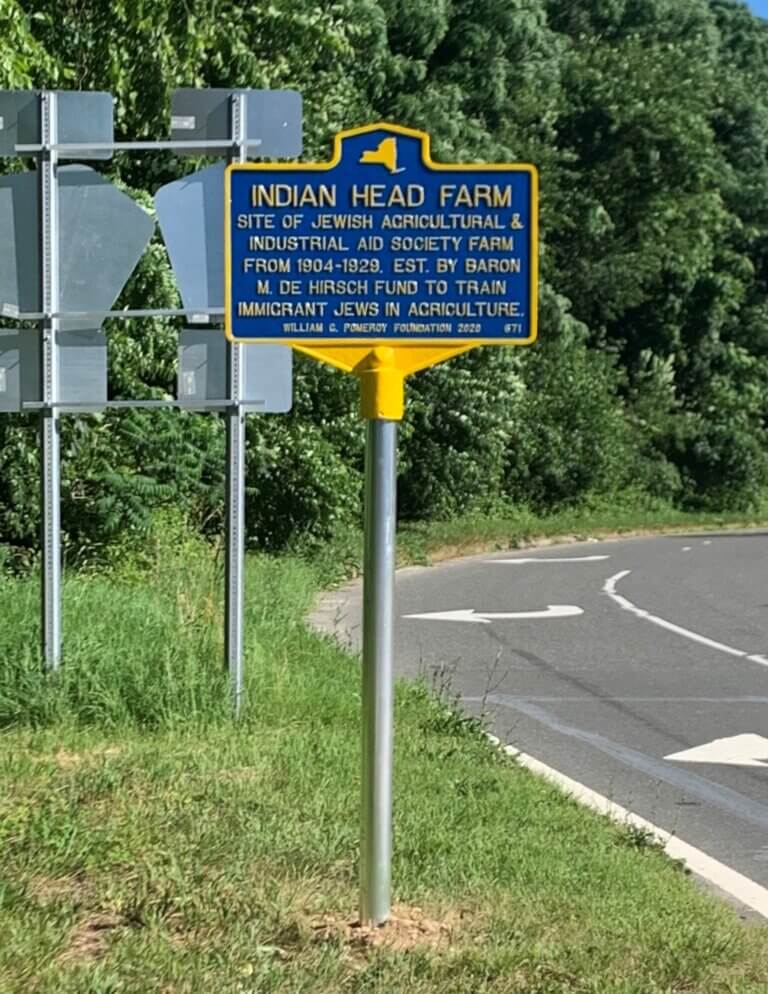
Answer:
39 91 61 669
159 87 301 711
225 122 539 925
1 89 154 668
0 86 300 689
360 413 397 924
225 92 248 714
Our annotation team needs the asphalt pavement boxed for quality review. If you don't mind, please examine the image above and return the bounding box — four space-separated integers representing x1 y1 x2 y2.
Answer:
314 529 768 907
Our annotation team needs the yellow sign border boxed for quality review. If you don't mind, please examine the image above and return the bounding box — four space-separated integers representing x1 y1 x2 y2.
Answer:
224 121 539 350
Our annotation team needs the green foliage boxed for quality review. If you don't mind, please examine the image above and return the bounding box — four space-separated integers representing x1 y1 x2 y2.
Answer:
669 413 768 511
400 347 522 519
0 0 56 88
1 0 768 556
245 416 362 551
506 342 632 511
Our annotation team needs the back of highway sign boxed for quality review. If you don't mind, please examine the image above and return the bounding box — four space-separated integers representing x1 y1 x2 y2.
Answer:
225 123 537 348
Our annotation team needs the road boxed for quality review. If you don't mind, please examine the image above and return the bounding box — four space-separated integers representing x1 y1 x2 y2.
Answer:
315 530 768 912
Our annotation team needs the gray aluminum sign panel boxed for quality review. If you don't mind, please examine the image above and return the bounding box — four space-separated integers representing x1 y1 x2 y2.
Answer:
0 165 154 317
57 328 107 410
0 170 38 314
178 329 227 406
155 163 226 312
241 343 291 412
0 329 38 412
0 328 105 411
159 167 292 414
57 167 154 316
170 89 302 157
0 91 113 159
179 330 292 413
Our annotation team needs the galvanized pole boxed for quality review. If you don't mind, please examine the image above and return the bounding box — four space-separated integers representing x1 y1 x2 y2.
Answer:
40 91 62 670
225 92 248 713
360 417 398 926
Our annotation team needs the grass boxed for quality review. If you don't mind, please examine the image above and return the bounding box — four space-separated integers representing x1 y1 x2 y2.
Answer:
310 499 768 584
2 509 768 992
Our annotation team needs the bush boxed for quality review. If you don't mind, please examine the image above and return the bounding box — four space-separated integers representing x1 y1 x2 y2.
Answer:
504 288 636 511
245 417 363 551
668 414 768 512
398 347 523 520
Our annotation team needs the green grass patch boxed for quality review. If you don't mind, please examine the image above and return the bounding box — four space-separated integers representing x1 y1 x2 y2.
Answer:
1 513 768 991
400 501 768 562
311 499 768 585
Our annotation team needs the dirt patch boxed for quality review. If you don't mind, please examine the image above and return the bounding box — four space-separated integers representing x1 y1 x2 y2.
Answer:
311 905 463 953
52 746 122 769
57 913 127 965
27 874 90 908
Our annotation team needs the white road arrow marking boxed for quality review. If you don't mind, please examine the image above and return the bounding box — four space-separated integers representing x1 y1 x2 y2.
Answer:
403 605 584 624
665 734 768 768
488 555 609 564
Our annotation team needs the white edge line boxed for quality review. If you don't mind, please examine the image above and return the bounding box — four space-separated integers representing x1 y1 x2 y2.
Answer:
485 732 768 919
487 555 610 564
603 570 768 665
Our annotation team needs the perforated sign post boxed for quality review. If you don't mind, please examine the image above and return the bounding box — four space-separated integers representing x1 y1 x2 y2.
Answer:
0 87 300 700
225 122 538 926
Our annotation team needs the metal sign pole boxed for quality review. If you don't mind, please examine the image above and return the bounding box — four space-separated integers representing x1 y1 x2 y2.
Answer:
40 91 62 670
225 92 248 714
0 86 301 681
360 416 398 926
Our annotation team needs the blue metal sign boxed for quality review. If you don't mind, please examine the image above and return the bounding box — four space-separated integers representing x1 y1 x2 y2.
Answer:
225 123 538 346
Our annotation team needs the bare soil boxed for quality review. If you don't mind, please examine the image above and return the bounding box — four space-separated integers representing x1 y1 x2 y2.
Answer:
311 904 464 953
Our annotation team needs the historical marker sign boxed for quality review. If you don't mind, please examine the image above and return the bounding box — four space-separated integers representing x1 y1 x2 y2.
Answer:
225 122 538 346
225 122 539 927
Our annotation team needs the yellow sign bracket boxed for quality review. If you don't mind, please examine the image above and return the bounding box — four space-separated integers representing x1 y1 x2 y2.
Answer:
295 344 474 420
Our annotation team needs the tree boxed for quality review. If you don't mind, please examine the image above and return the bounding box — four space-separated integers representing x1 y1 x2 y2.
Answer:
2 0 768 557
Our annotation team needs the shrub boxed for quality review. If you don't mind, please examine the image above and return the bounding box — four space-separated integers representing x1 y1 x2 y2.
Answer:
668 414 768 512
398 347 523 520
